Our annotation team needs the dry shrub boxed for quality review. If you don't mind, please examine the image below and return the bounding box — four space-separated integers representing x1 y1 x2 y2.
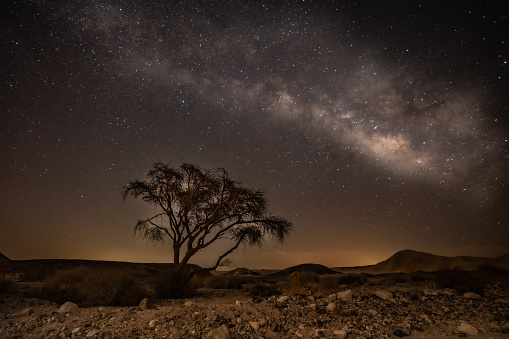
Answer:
153 269 197 299
247 282 280 297
204 275 230 289
435 270 484 296
286 271 320 295
0 277 14 294
27 266 150 306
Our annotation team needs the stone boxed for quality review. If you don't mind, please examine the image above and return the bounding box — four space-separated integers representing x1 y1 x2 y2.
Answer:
139 298 157 310
19 307 33 316
463 292 481 299
328 293 337 302
326 302 337 313
86 329 100 337
149 319 157 328
333 329 347 338
72 327 81 334
277 296 289 303
458 322 478 336
249 321 260 330
375 290 393 300
184 300 197 307
336 290 353 302
58 302 78 313
265 329 280 339
202 324 230 339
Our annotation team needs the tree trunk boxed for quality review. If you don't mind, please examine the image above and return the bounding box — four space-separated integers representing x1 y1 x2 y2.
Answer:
173 246 180 264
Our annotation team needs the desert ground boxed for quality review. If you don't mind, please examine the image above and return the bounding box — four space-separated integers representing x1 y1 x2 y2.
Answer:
1 250 508 338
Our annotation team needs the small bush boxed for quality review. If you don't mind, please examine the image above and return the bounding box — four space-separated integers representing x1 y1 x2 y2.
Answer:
248 283 280 298
153 269 196 299
319 275 340 289
0 278 14 294
336 274 367 286
27 266 150 306
435 270 484 296
204 275 230 289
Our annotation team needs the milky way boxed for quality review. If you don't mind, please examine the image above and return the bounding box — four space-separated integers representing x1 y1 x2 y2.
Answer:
1 1 508 267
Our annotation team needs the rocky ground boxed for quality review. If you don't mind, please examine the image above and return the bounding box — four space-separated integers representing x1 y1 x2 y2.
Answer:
1 279 508 338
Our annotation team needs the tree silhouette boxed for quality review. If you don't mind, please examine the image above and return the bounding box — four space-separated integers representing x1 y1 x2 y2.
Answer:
123 162 292 297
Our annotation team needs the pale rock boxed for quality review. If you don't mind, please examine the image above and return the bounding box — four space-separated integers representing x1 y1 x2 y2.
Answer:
184 300 197 307
336 290 353 302
369 309 377 316
259 318 267 326
250 321 260 330
149 319 157 328
265 329 280 339
202 324 230 339
333 329 347 338
328 293 337 302
139 298 157 310
235 300 242 305
58 302 78 313
277 296 289 303
309 303 316 309
19 307 33 316
72 327 81 334
375 290 393 300
86 329 100 337
326 302 337 313
463 292 481 299
458 322 478 336
307 296 315 302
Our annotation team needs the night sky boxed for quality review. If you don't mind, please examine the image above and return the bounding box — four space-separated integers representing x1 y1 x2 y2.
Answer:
1 0 508 269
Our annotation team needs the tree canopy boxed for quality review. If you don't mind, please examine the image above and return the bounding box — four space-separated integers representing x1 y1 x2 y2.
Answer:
123 162 292 294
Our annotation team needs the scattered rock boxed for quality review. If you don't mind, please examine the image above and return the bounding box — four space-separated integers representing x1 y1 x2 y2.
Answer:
333 329 347 338
375 290 393 300
249 321 260 330
328 293 337 302
458 322 478 336
139 298 157 310
86 329 100 337
203 324 230 339
71 327 81 334
326 302 337 313
463 292 481 299
337 290 353 302
277 296 289 303
149 319 157 328
265 329 281 339
19 307 33 316
58 302 78 313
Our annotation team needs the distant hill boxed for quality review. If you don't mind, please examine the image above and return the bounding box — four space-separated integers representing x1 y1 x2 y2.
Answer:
369 249 489 273
271 263 338 276
223 268 261 276
485 253 509 270
0 253 10 262
0 259 211 281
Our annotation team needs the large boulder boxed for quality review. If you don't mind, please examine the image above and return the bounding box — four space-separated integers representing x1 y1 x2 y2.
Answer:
58 302 78 313
139 298 157 310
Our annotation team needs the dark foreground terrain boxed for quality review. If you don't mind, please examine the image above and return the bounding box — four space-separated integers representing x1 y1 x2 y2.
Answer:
1 261 509 338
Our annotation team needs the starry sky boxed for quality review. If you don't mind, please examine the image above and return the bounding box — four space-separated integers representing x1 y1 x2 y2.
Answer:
1 0 508 269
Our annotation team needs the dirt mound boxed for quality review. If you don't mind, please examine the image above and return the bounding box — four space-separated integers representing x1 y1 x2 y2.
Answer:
485 254 509 270
0 253 10 262
271 263 337 276
369 250 488 273
224 268 261 276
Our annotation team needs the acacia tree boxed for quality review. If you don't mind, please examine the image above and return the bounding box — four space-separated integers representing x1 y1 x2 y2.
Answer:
123 162 292 297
